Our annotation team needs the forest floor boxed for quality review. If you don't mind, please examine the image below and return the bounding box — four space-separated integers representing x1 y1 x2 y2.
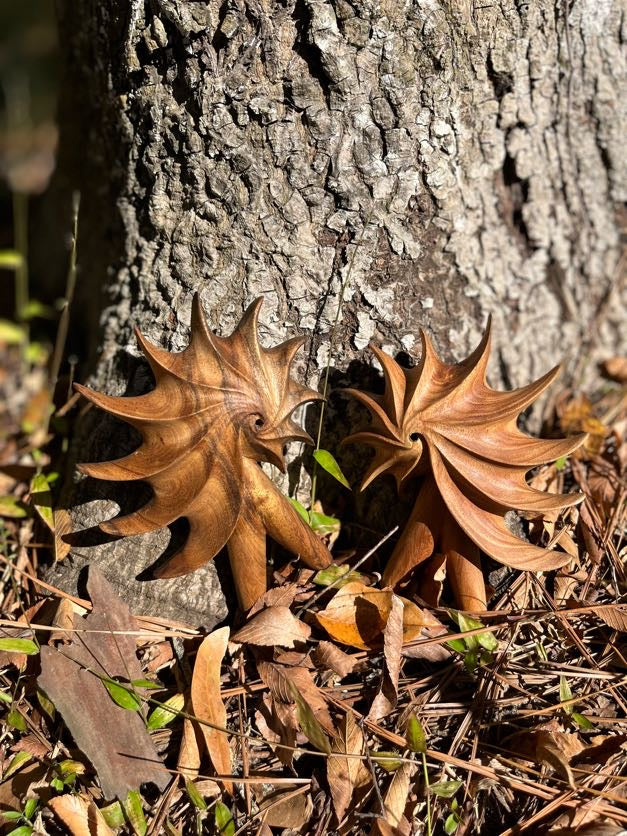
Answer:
0 301 626 836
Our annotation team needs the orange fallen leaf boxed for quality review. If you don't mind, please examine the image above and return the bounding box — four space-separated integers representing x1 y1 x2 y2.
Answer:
48 794 114 835
190 627 233 794
316 582 442 650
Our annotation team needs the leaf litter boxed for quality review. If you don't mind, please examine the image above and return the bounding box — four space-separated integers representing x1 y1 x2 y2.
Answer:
1 337 626 834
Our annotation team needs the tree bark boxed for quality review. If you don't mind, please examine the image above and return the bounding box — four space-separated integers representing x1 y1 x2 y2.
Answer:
49 0 625 626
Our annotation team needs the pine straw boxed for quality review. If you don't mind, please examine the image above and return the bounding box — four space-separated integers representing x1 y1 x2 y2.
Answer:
0 370 625 835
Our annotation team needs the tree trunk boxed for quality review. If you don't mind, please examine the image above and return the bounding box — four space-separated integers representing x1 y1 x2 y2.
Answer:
48 0 625 626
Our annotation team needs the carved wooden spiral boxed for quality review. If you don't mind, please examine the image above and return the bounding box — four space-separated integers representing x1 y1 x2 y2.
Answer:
344 319 586 610
76 295 332 610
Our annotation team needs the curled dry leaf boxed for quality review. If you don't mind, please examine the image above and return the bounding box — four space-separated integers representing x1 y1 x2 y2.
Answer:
190 627 233 794
48 794 114 836
75 295 331 610
257 661 335 734
600 356 627 382
327 712 371 824
231 606 311 648
312 640 362 678
345 322 586 609
316 581 443 650
509 725 585 790
369 594 403 721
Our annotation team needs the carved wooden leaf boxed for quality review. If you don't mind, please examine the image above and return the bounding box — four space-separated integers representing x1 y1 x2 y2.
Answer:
345 320 587 609
76 295 332 609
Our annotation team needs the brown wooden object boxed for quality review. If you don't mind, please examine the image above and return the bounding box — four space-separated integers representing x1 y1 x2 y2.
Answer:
344 319 587 610
75 295 332 610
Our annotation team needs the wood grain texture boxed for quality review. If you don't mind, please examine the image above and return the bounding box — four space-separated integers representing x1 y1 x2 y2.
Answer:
345 321 587 609
75 296 332 611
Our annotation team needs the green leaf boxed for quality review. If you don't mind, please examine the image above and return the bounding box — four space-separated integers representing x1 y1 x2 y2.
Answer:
29 473 54 531
100 801 125 829
309 510 340 535
37 689 55 720
6 826 33 836
430 779 462 798
214 802 235 836
313 564 364 588
288 497 310 523
50 778 64 791
289 682 332 754
7 709 27 731
405 713 427 754
369 750 402 772
572 711 594 730
3 752 32 780
463 648 479 673
0 496 30 519
130 679 161 690
313 449 351 489
0 250 23 269
57 759 85 778
0 320 26 344
185 780 207 811
444 811 461 834
22 799 37 821
456 612 498 652
446 638 467 653
1 812 22 821
123 790 146 836
555 455 568 471
147 693 185 730
0 638 38 655
560 675 573 714
103 679 142 712
0 690 12 704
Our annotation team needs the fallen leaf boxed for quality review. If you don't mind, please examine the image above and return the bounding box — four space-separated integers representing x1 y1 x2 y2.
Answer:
593 605 627 632
257 788 312 828
509 725 585 790
316 583 392 649
54 508 73 561
369 595 403 721
312 640 362 678
231 606 311 648
257 662 335 734
289 680 332 753
49 597 76 643
327 713 371 823
38 567 169 800
48 794 114 836
381 762 415 829
316 582 441 651
177 712 202 780
190 627 233 794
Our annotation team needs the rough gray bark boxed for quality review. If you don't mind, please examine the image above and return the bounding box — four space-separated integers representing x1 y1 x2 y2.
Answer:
49 0 625 626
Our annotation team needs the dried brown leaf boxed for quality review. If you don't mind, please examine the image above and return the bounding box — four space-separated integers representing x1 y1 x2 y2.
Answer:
177 712 202 780
256 661 335 734
381 762 415 830
37 567 169 800
258 789 312 829
231 606 311 648
594 605 627 632
369 594 403 721
312 640 362 678
190 627 232 794
48 794 114 836
327 713 371 823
